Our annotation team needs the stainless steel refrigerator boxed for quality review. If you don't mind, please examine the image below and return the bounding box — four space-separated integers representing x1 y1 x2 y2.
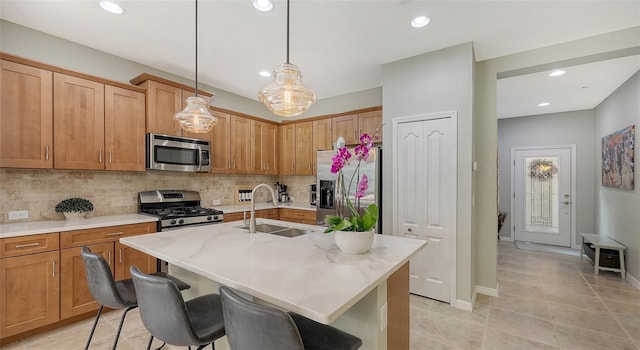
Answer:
316 147 382 233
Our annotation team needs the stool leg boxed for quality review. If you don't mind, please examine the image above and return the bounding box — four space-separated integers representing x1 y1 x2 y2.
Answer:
85 305 104 350
146 335 154 350
112 306 136 350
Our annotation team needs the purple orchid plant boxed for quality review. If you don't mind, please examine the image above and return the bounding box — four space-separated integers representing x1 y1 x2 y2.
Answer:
324 129 380 233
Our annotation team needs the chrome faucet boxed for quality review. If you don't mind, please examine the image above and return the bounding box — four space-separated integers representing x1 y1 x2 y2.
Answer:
245 183 278 233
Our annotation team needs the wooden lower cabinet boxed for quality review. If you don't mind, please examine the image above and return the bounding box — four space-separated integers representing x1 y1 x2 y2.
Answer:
115 241 156 281
279 208 316 225
0 250 60 338
60 242 112 319
223 212 246 223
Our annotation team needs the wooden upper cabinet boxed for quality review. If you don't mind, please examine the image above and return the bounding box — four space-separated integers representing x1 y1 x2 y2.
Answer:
53 73 105 170
279 124 296 175
251 120 278 175
313 119 333 152
104 85 146 171
295 121 313 175
358 109 383 143
230 115 251 174
0 60 53 169
143 80 182 136
332 114 358 145
209 110 231 174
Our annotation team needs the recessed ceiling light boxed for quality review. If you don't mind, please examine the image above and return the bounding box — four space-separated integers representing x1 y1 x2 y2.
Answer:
411 16 430 28
538 102 551 107
548 70 566 77
99 1 124 14
259 70 271 77
253 0 273 12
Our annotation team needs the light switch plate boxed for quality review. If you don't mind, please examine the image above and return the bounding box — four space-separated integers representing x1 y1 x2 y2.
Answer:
212 199 221 205
8 210 28 220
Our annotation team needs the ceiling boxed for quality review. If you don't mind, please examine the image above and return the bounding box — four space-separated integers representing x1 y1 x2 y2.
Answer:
1 1 639 118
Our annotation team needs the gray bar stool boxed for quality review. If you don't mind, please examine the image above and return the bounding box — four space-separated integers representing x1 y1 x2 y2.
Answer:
219 286 362 350
81 246 191 350
130 266 226 350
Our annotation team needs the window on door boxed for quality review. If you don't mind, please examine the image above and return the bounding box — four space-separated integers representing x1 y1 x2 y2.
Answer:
524 156 559 234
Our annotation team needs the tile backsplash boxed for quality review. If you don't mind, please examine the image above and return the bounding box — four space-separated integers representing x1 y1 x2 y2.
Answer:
0 169 316 224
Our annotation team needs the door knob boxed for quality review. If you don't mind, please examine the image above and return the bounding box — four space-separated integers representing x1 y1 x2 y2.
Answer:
563 201 571 205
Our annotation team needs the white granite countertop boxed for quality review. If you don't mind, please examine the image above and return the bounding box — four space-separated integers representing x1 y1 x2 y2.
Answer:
213 201 317 213
0 214 158 238
120 219 426 324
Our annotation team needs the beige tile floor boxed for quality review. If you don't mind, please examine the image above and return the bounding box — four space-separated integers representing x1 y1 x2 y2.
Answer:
2 241 639 349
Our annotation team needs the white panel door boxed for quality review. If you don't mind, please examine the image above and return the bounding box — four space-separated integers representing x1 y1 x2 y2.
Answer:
396 116 455 302
513 148 573 247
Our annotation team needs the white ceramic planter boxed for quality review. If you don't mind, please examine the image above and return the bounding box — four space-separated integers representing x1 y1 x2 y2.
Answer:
63 212 86 220
334 230 375 254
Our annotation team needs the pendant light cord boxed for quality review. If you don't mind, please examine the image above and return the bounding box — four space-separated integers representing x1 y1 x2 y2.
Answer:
195 0 199 97
286 0 290 64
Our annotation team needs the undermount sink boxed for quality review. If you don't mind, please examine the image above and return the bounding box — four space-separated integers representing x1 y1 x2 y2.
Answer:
236 223 313 237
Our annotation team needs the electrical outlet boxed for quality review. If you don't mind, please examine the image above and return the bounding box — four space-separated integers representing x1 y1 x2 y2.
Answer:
8 210 29 220
212 199 221 206
380 303 388 331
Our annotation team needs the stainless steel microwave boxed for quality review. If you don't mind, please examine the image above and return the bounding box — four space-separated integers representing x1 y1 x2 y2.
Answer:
146 133 210 172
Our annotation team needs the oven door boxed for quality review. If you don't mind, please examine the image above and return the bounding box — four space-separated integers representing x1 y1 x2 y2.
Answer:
146 133 210 172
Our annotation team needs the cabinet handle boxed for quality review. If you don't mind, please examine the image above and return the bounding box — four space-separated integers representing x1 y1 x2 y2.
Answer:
228 159 231 169
309 163 311 171
109 150 113 164
15 242 40 248
119 249 123 263
232 159 236 169
45 145 49 160
107 251 111 266
99 149 103 163
354 129 357 139
106 232 124 236
52 260 56 277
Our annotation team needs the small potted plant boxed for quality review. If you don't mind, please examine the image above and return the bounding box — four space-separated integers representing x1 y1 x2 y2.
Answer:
55 197 94 220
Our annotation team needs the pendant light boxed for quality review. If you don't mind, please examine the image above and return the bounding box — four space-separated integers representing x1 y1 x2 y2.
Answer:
174 0 218 133
258 0 316 117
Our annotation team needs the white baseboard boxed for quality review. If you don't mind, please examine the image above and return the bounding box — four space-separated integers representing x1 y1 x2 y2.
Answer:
627 272 640 289
475 284 499 298
455 299 473 312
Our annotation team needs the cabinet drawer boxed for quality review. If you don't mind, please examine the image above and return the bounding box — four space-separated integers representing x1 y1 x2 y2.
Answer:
223 212 246 223
260 208 279 220
0 233 60 258
60 222 156 248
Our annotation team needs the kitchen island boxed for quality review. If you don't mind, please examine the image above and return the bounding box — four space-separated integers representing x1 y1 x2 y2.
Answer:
120 219 427 350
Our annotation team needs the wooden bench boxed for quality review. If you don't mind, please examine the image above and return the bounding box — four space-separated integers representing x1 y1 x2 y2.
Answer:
580 233 626 279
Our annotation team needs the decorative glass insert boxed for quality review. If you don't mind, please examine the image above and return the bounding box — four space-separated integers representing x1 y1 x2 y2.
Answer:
525 157 559 233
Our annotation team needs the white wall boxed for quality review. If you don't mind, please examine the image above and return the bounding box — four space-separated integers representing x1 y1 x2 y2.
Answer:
497 110 596 245
382 42 475 303
594 71 640 279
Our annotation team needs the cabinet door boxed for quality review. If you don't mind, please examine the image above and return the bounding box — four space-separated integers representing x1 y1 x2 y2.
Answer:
251 120 264 174
0 60 53 169
312 118 333 175
145 80 182 136
332 114 358 145
0 251 59 338
230 115 251 174
53 73 105 170
209 111 231 174
278 124 296 175
104 85 146 171
263 123 278 174
60 242 113 319
114 242 156 281
358 109 383 143
295 121 313 175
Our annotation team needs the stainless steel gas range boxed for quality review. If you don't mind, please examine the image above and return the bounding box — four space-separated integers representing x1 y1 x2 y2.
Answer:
138 190 224 231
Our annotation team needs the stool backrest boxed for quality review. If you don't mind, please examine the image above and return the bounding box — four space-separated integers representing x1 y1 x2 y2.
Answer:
130 266 199 346
219 286 304 350
80 246 127 309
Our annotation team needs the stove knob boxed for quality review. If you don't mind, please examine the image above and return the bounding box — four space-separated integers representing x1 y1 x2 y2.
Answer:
206 216 212 221
178 219 184 224
170 220 177 225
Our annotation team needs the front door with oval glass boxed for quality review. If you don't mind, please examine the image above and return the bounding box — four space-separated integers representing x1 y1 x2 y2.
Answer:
513 147 573 247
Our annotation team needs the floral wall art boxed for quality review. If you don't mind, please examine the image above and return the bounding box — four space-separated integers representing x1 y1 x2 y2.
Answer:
602 125 635 190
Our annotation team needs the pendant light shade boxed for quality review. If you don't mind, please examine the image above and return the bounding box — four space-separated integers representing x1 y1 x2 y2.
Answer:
259 0 315 117
174 0 217 133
